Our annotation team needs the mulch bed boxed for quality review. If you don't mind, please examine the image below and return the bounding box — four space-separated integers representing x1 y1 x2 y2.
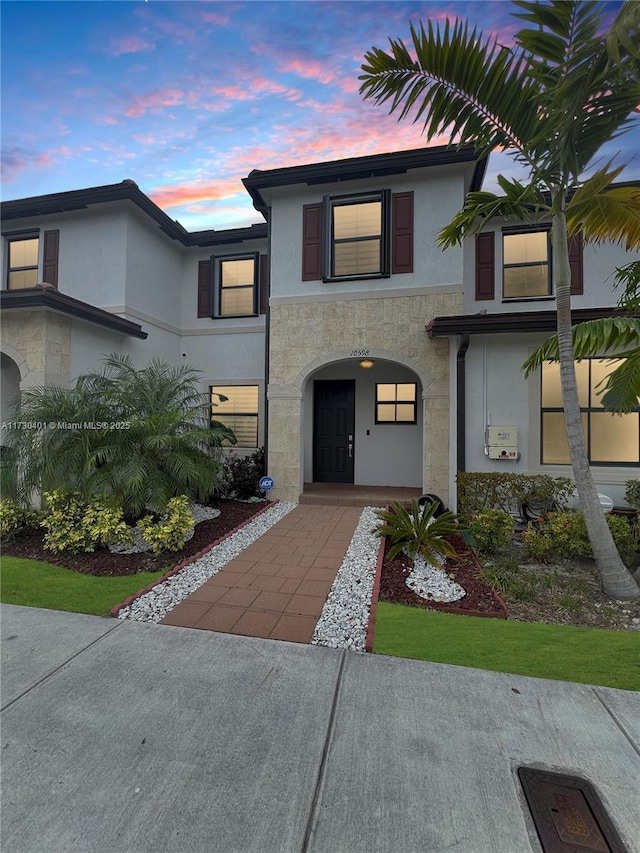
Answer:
378 535 507 619
2 500 266 578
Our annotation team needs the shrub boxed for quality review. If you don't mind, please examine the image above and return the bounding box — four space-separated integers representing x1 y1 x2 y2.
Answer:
625 479 640 510
0 499 38 541
41 491 131 554
219 447 266 499
469 510 515 555
522 511 638 567
457 472 574 517
5 355 234 520
136 495 194 555
373 499 463 567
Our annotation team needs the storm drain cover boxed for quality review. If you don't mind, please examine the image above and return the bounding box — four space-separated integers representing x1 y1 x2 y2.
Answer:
517 767 628 853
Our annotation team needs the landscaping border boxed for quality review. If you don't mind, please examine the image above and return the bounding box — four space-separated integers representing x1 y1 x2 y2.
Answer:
365 534 508 649
108 500 277 618
365 532 386 653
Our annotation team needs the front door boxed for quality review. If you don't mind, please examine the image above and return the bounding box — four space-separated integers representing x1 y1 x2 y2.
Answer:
313 380 355 483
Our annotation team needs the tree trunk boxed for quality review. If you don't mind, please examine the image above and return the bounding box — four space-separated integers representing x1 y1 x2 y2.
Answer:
552 201 639 600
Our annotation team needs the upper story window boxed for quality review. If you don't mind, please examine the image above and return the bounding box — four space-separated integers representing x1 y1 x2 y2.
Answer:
7 235 39 289
503 229 551 299
216 254 258 317
3 229 59 290
327 192 390 280
198 253 267 319
541 358 639 465
475 229 582 301
302 191 413 282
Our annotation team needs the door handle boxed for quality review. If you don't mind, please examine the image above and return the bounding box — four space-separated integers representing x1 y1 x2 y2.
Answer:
348 443 353 458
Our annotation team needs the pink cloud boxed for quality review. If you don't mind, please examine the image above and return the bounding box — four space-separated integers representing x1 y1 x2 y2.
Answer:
149 178 241 209
125 87 185 117
108 35 155 57
276 57 335 86
1 147 54 182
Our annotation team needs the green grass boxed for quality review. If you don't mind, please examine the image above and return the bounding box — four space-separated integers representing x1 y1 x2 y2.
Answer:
373 601 640 692
0 556 166 617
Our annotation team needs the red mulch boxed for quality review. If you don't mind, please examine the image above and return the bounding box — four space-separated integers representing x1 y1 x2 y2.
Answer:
2 500 266 578
378 536 507 618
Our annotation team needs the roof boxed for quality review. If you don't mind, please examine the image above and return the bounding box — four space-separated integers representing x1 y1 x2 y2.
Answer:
243 145 487 213
0 285 148 339
427 307 639 337
0 180 267 248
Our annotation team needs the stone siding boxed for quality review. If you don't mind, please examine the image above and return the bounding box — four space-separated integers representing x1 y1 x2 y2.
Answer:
267 292 462 503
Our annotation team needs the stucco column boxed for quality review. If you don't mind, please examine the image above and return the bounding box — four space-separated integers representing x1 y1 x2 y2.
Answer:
423 380 451 507
267 387 302 503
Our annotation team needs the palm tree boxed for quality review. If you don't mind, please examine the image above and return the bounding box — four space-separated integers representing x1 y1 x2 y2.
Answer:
8 354 236 520
360 0 640 598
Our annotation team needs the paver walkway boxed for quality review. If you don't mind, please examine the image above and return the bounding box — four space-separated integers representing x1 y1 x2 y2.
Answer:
160 504 363 643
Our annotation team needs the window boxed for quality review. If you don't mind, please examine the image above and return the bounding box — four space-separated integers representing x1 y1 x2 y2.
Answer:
541 359 639 465
302 191 412 282
503 229 551 299
375 383 417 424
7 235 39 289
211 385 259 447
214 253 258 317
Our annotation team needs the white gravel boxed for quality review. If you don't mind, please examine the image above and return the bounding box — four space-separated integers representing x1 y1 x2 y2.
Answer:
405 554 465 602
115 501 296 622
310 506 383 653
116 502 467 652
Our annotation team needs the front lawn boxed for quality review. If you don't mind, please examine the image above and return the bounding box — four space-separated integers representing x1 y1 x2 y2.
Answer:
373 601 640 691
0 556 165 617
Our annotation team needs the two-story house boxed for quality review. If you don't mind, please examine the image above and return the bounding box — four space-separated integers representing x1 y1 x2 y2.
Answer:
2 145 638 507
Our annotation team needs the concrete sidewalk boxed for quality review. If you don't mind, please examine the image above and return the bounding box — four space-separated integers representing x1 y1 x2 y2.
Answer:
2 603 639 853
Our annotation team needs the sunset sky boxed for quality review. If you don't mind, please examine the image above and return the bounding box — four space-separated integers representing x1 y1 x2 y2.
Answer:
2 0 635 231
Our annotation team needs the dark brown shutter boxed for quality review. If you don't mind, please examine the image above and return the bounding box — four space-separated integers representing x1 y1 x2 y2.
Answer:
391 191 413 274
569 232 583 295
475 232 495 300
259 254 268 314
43 229 59 287
197 259 212 317
302 203 322 281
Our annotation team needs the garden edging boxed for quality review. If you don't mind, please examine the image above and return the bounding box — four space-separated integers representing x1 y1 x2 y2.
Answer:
108 500 278 618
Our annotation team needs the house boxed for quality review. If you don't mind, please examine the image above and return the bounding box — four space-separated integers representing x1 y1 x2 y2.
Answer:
2 146 638 507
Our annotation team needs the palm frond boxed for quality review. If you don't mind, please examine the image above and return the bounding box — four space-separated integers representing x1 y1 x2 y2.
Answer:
360 18 540 160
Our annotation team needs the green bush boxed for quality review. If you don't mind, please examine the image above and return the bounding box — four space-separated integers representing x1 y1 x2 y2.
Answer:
0 499 38 541
457 472 574 517
373 499 463 567
136 495 194 556
219 447 266 499
469 510 515 554
625 479 640 510
522 511 638 567
41 491 131 554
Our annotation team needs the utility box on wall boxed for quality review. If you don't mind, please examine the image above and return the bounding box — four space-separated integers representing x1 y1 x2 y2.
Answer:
487 426 518 460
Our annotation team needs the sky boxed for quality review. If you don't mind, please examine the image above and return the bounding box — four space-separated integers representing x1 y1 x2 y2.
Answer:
1 0 636 232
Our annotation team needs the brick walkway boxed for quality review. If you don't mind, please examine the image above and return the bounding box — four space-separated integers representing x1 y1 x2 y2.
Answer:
160 504 363 643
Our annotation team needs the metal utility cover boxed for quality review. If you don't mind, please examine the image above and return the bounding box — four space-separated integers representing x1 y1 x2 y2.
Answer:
518 767 628 853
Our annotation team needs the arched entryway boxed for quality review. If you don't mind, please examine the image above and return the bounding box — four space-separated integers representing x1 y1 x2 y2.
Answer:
1 351 22 437
301 355 423 489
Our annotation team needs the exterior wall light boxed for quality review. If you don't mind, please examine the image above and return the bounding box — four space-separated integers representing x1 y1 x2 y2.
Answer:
359 359 375 369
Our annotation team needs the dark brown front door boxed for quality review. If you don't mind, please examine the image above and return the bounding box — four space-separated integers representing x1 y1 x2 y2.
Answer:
313 380 355 483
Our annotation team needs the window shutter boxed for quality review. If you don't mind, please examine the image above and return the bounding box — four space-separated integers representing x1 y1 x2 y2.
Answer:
569 232 583 295
43 229 59 287
302 203 322 281
259 254 269 314
475 232 495 300
391 192 413 274
197 259 212 317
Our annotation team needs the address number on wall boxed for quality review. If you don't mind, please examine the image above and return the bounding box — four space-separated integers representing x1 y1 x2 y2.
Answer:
351 349 369 357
